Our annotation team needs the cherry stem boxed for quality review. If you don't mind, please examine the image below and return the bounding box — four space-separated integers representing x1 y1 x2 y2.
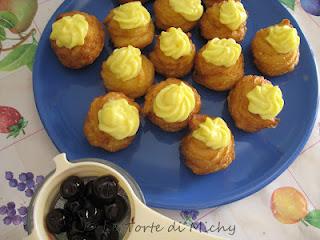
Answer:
0 28 37 52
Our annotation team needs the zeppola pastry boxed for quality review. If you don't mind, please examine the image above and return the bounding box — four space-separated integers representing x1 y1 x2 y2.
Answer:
154 0 203 32
252 19 300 76
101 45 154 99
181 114 235 175
104 1 154 48
84 92 140 152
200 0 247 42
194 38 244 91
228 75 285 132
149 27 196 78
143 78 201 132
50 11 105 69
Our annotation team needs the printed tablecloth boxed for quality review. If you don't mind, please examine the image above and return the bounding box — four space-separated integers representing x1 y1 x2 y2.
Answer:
0 0 319 239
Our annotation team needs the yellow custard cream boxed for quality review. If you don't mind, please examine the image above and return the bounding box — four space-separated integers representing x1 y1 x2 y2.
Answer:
169 0 203 22
113 2 151 29
159 27 192 60
153 83 195 123
247 84 284 120
106 45 142 81
220 0 247 31
50 14 88 49
266 25 300 54
192 117 231 150
202 38 241 67
98 99 139 140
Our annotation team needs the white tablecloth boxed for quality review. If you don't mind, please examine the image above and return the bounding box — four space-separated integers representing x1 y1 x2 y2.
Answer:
0 1 319 239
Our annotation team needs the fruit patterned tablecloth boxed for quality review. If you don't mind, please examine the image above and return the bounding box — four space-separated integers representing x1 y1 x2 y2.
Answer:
0 0 320 239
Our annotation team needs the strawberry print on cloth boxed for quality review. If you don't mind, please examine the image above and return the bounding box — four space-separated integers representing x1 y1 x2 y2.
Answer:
0 106 28 138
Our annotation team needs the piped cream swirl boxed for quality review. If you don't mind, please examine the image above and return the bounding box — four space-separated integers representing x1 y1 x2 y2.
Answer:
105 45 142 81
98 99 139 140
192 117 231 150
50 14 88 49
169 0 203 22
113 2 151 29
266 25 300 54
153 83 195 123
159 27 192 60
219 0 247 31
202 38 241 67
246 83 284 120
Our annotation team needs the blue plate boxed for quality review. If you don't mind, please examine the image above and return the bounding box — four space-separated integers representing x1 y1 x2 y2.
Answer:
33 0 318 209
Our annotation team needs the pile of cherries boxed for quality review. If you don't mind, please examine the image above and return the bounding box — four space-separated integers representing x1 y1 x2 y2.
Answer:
46 175 128 240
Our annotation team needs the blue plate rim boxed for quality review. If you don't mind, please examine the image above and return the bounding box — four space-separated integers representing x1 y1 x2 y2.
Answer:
32 0 319 210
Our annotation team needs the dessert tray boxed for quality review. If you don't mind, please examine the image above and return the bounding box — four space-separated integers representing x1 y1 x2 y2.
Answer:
33 0 318 209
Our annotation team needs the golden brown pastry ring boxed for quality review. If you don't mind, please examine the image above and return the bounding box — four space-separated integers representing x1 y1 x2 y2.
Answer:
200 2 247 42
154 0 200 32
228 75 280 133
149 35 196 78
50 11 105 69
181 114 235 175
101 55 155 99
143 78 201 132
104 10 154 49
252 19 300 77
84 92 140 152
193 44 244 91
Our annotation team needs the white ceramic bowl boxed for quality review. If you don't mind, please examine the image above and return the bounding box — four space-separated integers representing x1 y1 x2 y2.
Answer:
25 154 223 240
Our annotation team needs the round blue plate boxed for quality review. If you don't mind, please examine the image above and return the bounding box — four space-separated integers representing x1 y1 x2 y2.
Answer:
33 0 318 209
